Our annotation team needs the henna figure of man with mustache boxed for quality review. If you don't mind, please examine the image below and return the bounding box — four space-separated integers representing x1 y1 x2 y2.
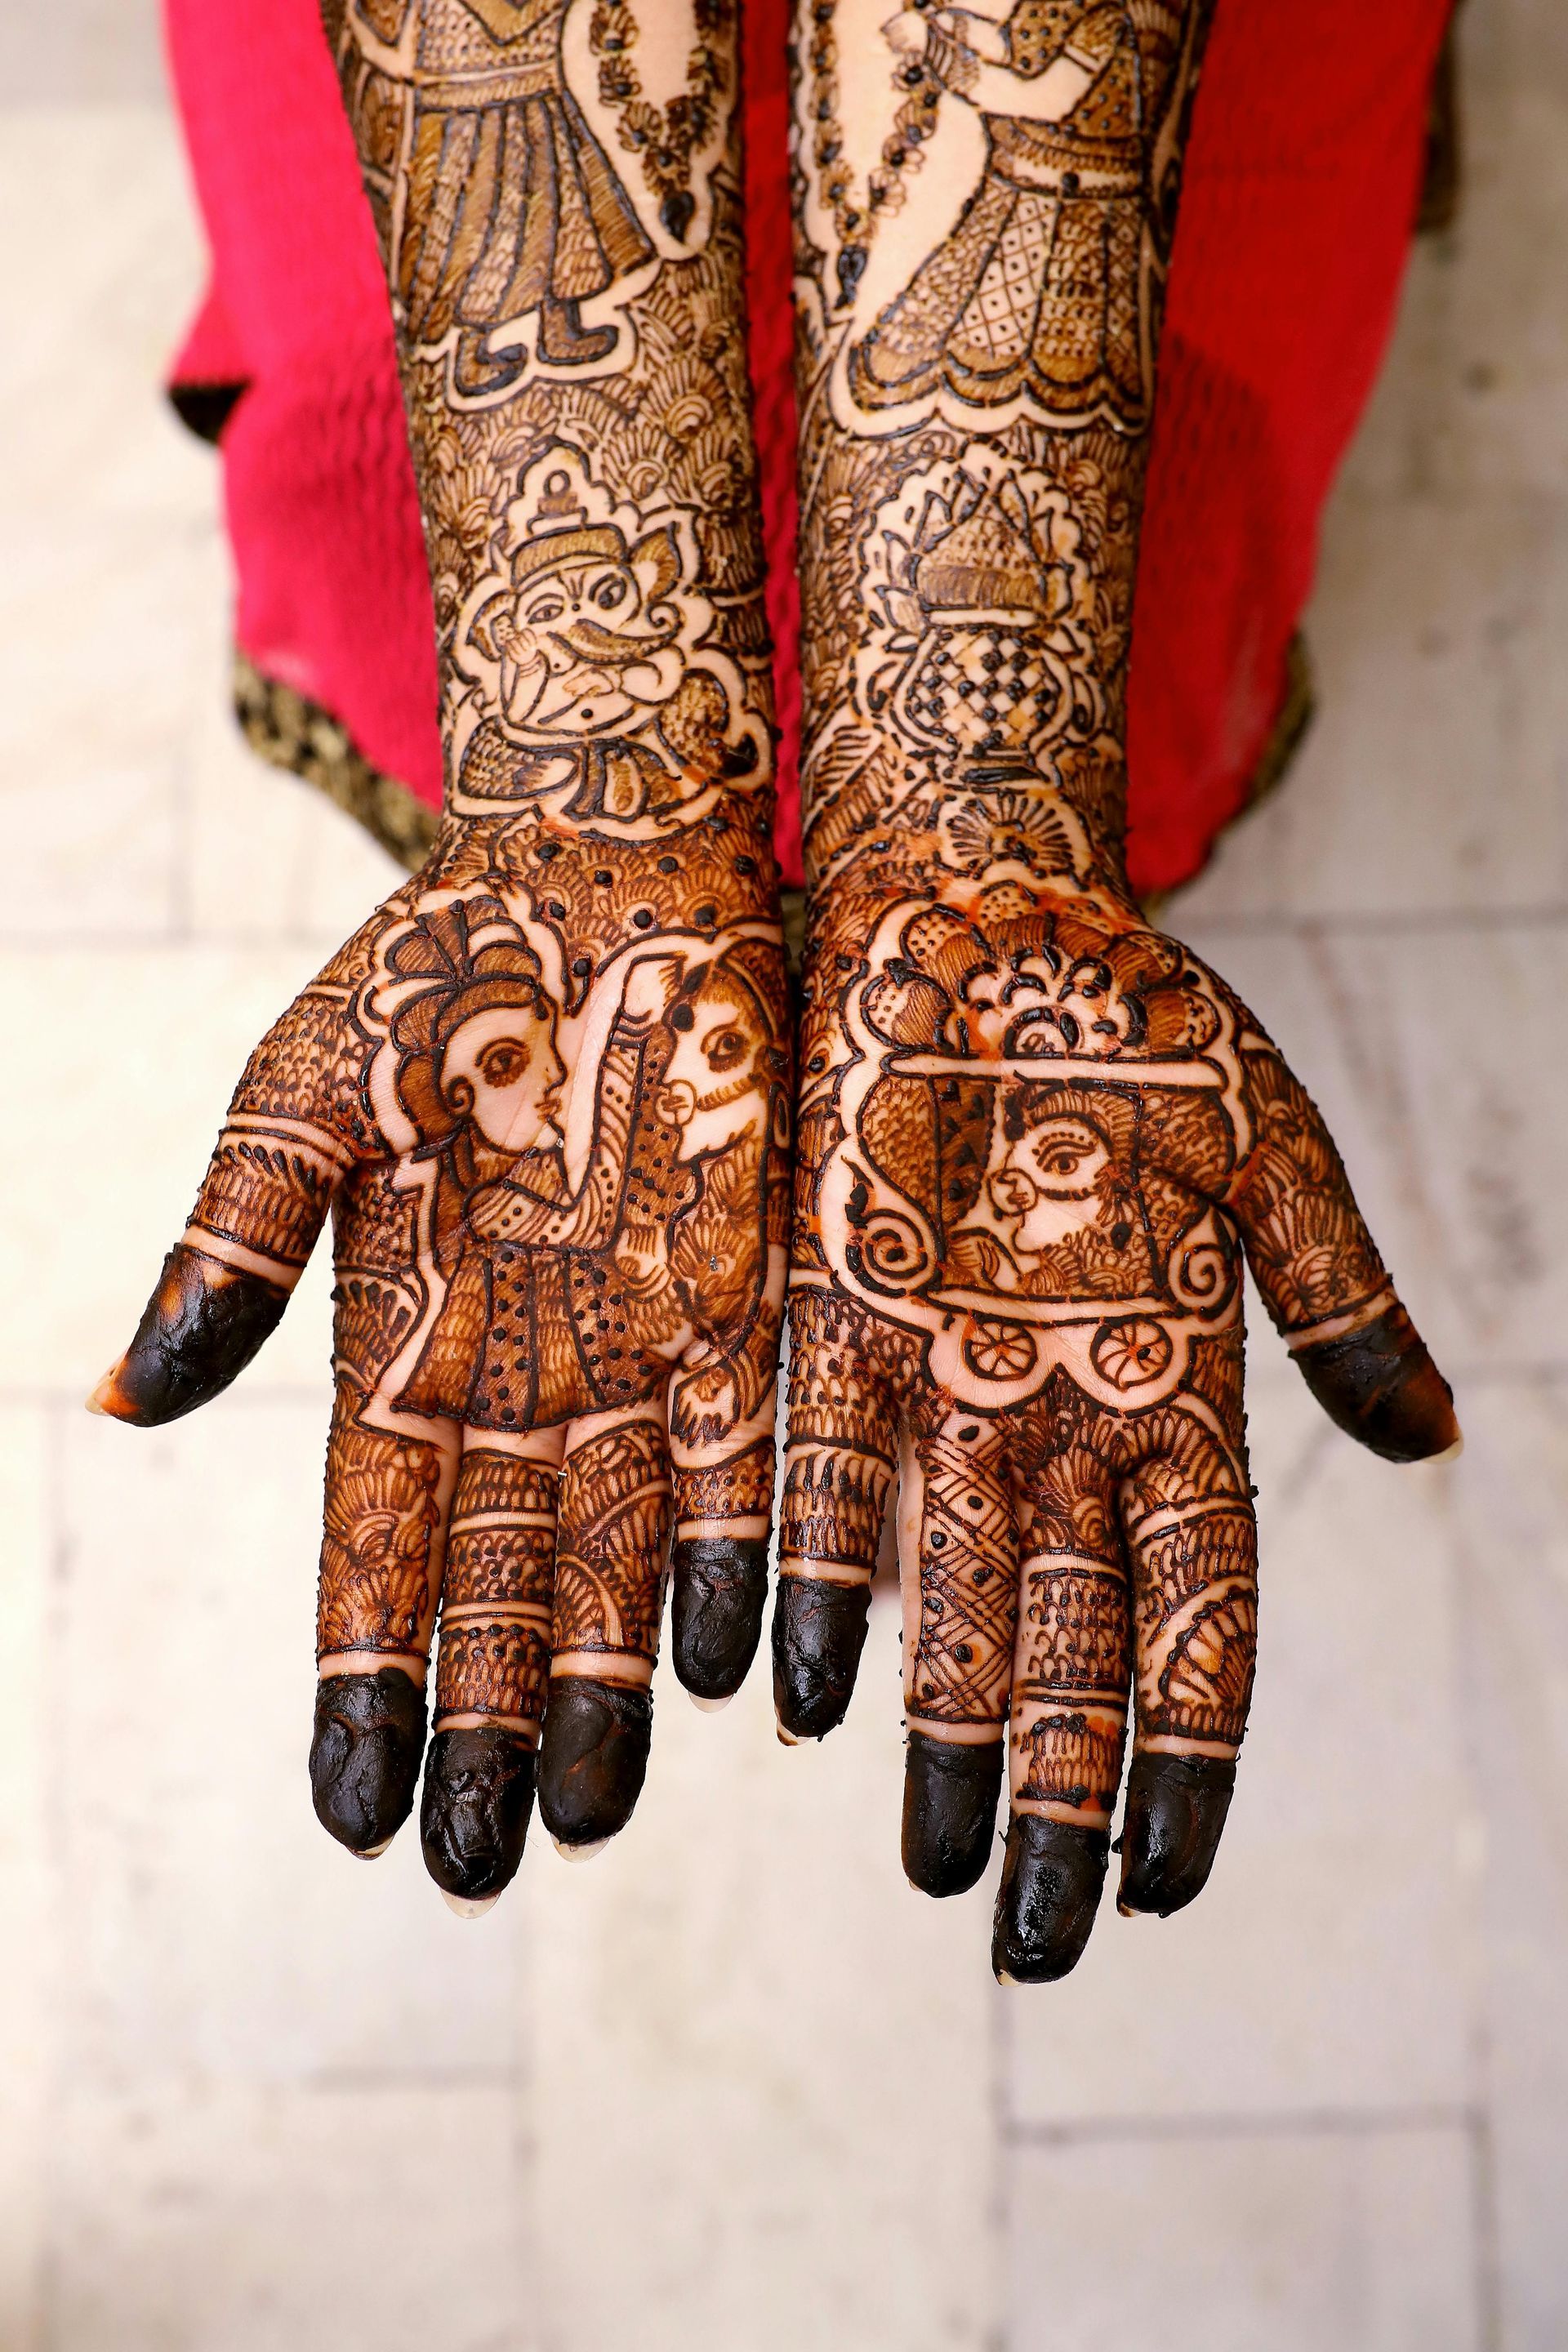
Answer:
455 466 760 826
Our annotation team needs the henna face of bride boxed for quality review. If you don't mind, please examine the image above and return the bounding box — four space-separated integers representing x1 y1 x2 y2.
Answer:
438 1004 566 1152
969 1111 1115 1272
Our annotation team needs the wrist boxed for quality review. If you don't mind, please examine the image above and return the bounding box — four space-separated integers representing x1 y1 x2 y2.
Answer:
421 802 783 971
803 760 1132 916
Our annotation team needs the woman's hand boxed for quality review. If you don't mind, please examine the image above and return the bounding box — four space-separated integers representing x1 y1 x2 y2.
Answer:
93 813 789 1908
775 871 1455 1979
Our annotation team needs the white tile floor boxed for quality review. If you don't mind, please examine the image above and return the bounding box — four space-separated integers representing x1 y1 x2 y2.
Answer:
1 3 1564 2345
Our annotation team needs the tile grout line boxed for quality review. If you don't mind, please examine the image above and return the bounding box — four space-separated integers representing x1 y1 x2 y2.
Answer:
38 1397 70 2352
987 1962 1011 2352
1468 2104 1505 2352
1003 2100 1481 2149
1171 904 1568 939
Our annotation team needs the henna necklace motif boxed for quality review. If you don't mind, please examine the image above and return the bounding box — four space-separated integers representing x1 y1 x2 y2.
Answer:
590 0 730 245
804 0 947 308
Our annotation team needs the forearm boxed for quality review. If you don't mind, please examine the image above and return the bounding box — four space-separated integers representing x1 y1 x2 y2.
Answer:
793 0 1213 899
324 0 776 866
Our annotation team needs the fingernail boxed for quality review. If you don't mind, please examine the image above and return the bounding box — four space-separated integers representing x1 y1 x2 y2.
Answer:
351 1837 394 1860
690 1691 733 1713
442 1889 500 1918
85 1369 120 1417
552 1835 609 1862
776 1724 802 1746
1423 1432 1464 1463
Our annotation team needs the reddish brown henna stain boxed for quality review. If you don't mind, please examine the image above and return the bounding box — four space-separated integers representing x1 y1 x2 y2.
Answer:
778 0 1455 1978
101 0 789 1885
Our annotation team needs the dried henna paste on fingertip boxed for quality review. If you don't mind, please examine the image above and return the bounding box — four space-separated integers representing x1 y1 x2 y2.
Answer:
310 1668 427 1855
537 1677 653 1847
902 1731 1004 1897
772 1579 872 1740
1292 1303 1460 1463
421 1726 536 1900
1117 1751 1236 1917
671 1535 770 1699
992 1815 1110 1984
96 1246 288 1425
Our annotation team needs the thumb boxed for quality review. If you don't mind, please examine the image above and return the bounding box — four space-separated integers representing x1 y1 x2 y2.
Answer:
1223 1047 1459 1464
90 981 362 1427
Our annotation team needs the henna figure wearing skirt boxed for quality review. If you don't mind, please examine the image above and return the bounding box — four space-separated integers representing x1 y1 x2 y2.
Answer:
849 0 1183 426
348 0 655 390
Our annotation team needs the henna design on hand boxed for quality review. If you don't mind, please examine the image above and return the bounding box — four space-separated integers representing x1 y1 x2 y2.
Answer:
781 0 1459 1979
91 0 788 1909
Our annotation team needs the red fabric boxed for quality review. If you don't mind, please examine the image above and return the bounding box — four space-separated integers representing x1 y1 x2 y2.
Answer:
164 0 1450 895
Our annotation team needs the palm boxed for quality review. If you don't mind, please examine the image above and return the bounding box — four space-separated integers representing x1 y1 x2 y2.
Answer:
96 823 789 1904
777 875 1456 1978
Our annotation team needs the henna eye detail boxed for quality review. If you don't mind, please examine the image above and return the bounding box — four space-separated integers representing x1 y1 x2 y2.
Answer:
592 574 628 609
476 1040 530 1086
1042 1143 1091 1177
670 1004 696 1032
705 1026 748 1071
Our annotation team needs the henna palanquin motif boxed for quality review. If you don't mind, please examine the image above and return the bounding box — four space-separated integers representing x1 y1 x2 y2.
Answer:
779 0 1459 1979
96 0 789 1909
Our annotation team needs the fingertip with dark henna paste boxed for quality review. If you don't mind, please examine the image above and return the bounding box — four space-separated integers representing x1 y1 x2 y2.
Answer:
90 1245 289 1427
536 1676 653 1849
310 1666 428 1856
670 1535 769 1702
421 1725 536 1903
991 1812 1109 1983
1293 1301 1460 1465
902 1731 1003 1897
771 1575 871 1740
1117 1750 1236 1918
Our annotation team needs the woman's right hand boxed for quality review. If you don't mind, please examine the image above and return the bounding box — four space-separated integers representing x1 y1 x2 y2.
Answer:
91 811 790 1910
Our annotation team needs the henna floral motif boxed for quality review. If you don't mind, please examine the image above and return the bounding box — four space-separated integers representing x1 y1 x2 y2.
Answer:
96 0 788 1903
777 0 1459 1980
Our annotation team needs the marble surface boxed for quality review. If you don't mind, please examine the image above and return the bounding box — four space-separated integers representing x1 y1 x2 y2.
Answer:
2 0 1565 2344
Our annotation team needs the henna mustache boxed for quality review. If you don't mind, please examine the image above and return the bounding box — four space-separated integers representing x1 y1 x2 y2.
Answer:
658 1072 759 1122
549 617 680 666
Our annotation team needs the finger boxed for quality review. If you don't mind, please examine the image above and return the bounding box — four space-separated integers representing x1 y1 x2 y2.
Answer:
537 1401 672 1851
420 1426 563 1911
1117 1408 1257 1916
310 1381 459 1857
90 980 360 1424
668 1383 777 1707
773 1290 898 1740
991 1410 1124 1982
667 1230 785 1704
1290 1298 1460 1465
1223 1049 1459 1462
899 1410 1017 1899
